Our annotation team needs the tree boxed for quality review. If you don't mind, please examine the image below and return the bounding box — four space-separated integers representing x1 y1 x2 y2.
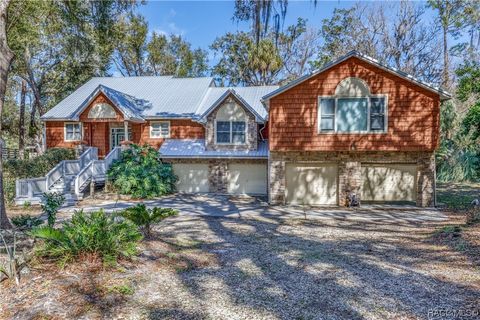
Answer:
428 0 465 88
113 14 208 77
211 32 281 86
233 0 288 44
0 0 14 229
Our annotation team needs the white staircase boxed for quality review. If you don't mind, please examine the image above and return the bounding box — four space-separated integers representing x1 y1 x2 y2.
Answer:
15 147 122 206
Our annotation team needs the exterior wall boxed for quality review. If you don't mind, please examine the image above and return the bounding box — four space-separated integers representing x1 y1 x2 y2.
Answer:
45 121 80 149
136 120 205 149
205 96 258 151
269 151 436 207
166 158 267 193
268 56 441 152
79 93 124 122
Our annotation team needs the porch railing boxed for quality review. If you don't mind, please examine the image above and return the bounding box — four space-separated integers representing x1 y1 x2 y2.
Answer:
15 147 98 198
73 147 121 195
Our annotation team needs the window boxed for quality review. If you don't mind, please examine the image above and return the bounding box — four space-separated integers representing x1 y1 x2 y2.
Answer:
150 121 170 138
64 123 82 141
318 97 387 133
216 121 246 144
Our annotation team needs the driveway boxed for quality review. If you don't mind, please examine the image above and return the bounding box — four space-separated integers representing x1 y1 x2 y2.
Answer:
5 194 479 319
62 193 447 223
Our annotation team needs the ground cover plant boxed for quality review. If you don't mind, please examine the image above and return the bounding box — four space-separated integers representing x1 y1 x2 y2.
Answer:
107 144 177 199
30 210 142 267
119 204 178 237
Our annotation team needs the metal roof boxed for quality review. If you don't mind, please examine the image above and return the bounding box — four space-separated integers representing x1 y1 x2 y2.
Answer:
42 76 215 120
42 76 278 122
196 86 278 121
262 51 452 102
159 139 268 159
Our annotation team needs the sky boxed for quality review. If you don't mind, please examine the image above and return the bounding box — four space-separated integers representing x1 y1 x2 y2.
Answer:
138 0 357 50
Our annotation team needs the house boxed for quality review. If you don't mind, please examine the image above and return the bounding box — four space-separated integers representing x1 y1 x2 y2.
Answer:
34 51 450 207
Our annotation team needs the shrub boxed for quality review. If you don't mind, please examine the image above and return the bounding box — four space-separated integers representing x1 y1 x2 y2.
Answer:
30 210 142 267
11 214 43 230
41 192 65 227
4 148 76 204
107 144 177 198
119 204 178 237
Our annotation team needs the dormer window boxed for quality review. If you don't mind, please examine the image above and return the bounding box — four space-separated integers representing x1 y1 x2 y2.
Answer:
214 99 247 145
318 77 387 133
216 121 246 144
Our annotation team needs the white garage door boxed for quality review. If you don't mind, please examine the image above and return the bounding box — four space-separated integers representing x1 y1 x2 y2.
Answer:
361 164 417 202
285 163 338 205
173 163 209 193
227 163 267 195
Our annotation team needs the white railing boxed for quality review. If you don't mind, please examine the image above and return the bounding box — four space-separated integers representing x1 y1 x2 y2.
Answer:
15 147 98 198
73 147 121 195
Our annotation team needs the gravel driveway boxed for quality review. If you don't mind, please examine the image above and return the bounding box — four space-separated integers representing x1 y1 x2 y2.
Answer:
3 195 480 319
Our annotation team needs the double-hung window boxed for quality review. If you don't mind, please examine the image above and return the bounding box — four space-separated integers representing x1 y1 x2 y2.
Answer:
64 123 82 141
216 121 246 144
318 96 387 133
150 121 170 138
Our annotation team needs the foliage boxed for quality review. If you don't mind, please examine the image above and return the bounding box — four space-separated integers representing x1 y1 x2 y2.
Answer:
41 192 65 227
113 13 208 77
0 231 29 285
11 214 43 230
436 129 480 182
462 102 480 140
311 2 442 84
30 210 142 267
107 144 177 199
456 62 480 102
3 148 75 204
119 204 178 237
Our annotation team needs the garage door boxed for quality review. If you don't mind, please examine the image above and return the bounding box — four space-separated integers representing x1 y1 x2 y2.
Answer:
173 163 209 193
227 163 267 195
361 164 417 202
285 163 338 205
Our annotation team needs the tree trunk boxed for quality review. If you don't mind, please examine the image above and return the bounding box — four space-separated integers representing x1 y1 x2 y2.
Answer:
0 0 14 229
29 99 37 138
18 79 26 159
442 25 449 88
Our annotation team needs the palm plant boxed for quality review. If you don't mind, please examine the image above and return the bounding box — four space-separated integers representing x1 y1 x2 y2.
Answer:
0 231 29 285
30 210 142 267
119 204 177 237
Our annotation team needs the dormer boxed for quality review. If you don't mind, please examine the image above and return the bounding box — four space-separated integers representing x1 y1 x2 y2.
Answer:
200 89 264 151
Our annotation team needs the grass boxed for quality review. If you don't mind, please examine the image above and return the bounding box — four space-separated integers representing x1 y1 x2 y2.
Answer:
437 181 480 210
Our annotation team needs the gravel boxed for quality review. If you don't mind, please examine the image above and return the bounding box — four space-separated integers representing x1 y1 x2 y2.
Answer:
1 208 480 320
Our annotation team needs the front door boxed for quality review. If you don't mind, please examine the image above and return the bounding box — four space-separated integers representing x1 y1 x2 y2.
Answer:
110 127 128 149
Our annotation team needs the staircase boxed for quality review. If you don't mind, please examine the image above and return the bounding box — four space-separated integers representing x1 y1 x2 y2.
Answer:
15 147 122 206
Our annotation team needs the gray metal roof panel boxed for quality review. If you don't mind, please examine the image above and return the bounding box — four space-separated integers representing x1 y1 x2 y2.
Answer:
159 139 268 158
42 76 215 120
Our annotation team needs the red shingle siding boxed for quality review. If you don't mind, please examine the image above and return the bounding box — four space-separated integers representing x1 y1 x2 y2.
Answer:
268 57 441 152
136 120 205 149
45 121 78 149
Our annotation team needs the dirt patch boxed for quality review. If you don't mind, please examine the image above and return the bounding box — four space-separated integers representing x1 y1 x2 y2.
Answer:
1 211 480 319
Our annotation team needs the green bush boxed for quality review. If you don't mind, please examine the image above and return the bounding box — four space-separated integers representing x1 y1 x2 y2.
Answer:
107 144 177 198
41 192 65 227
4 148 76 204
30 210 142 267
11 214 43 230
119 204 178 237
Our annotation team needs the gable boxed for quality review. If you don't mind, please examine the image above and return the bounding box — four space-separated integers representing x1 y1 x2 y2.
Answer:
79 93 124 122
263 52 451 103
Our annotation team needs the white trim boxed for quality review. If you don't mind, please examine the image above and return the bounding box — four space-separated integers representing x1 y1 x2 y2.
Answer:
64 122 82 142
318 94 389 134
149 121 170 138
214 120 247 145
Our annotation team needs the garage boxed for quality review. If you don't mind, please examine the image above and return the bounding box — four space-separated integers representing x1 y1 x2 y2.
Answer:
361 164 417 202
173 163 209 193
227 163 267 195
285 163 338 205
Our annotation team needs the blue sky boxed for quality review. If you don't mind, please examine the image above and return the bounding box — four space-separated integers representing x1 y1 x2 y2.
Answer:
138 0 357 50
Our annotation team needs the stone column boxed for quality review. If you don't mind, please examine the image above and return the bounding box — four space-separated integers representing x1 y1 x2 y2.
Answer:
208 159 228 193
268 153 286 205
416 152 436 207
338 160 362 206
